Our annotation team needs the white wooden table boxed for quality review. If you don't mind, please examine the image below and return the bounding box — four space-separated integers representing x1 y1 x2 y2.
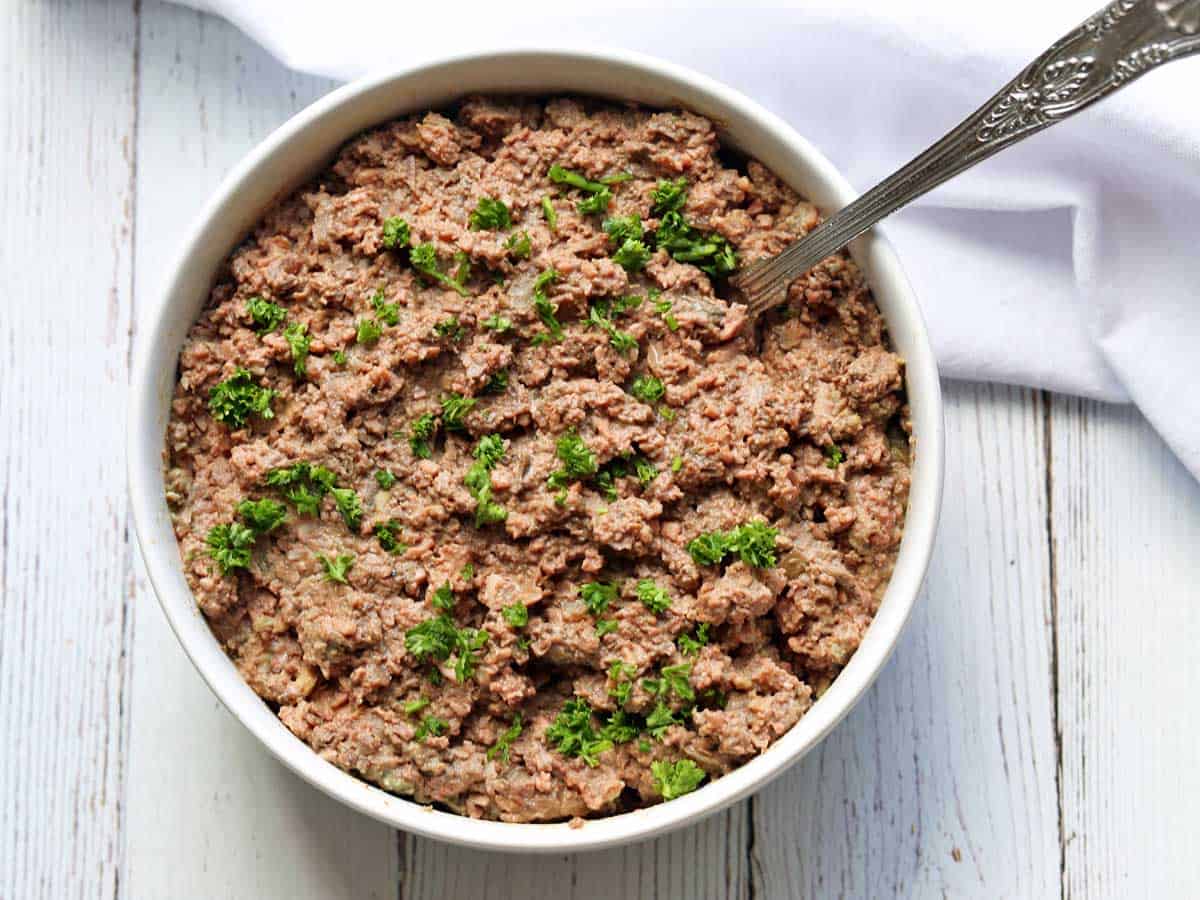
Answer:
4 2 1199 896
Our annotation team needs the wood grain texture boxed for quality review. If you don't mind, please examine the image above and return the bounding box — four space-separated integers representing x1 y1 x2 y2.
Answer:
751 382 1062 898
0 2 137 897
121 5 396 898
399 804 749 900
1050 396 1200 898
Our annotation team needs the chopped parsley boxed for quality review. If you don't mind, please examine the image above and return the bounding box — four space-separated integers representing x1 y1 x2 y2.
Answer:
482 314 512 333
205 522 257 574
600 171 634 185
208 367 275 429
484 369 509 394
371 289 400 326
612 239 652 272
430 583 455 611
636 579 672 614
629 375 665 405
235 498 288 534
264 462 336 516
575 186 612 216
598 709 639 744
657 663 694 702
374 469 396 490
634 458 659 486
487 714 523 762
547 164 614 215
603 214 643 246
317 552 354 584
645 702 682 740
650 178 688 216
414 714 447 741
654 295 680 331
544 699 612 766
547 430 598 497
825 444 845 469
651 759 706 800
541 196 558 232
459 563 475 580
469 197 512 231
655 210 738 277
374 519 407 555
332 349 347 365
671 455 684 473
432 316 464 341
408 412 439 459
502 603 528 628
686 520 779 568
330 487 362 531
403 696 430 716
381 216 411 251
405 615 459 663
356 318 382 345
440 393 476 431
409 243 472 297
464 433 508 527
531 268 563 343
548 164 607 193
595 618 618 638
504 231 532 259
246 296 286 335
282 321 310 377
609 661 636 706
587 303 637 354
677 622 711 656
579 581 618 617
405 613 489 682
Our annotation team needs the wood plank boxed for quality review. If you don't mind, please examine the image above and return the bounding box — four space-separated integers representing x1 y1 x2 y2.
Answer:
399 804 748 900
751 382 1062 897
122 5 396 897
0 2 137 897
1051 396 1200 897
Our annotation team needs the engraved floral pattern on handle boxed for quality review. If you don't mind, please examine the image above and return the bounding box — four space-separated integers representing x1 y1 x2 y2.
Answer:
976 0 1200 144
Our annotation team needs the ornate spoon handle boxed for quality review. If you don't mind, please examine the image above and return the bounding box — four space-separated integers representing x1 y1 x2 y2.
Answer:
734 0 1200 314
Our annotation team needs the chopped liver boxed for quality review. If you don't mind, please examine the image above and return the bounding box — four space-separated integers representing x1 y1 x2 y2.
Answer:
164 96 912 822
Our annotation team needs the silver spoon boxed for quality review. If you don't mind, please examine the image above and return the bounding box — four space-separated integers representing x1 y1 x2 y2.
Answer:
732 0 1200 315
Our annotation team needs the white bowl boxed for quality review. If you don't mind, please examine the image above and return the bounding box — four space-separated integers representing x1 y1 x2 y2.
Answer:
128 48 944 853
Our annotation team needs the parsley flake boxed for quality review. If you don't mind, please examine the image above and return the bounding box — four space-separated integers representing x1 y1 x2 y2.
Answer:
381 216 411 251
636 579 672 614
629 375 665 405
205 522 256 574
356 318 382 345
502 603 528 628
374 519 407 555
246 296 286 335
410 243 472 297
579 581 618 617
651 759 706 800
487 714 523 763
371 289 400 326
504 231 532 259
440 393 476 431
408 412 439 459
208 367 275 429
468 197 512 231
544 699 613 766
282 321 310 377
317 552 354 584
374 469 396 490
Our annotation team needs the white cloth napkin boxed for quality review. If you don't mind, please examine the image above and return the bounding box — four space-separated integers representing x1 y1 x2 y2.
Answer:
174 0 1200 479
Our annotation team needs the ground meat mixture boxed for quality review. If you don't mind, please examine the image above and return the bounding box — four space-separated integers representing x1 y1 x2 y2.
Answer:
165 96 912 822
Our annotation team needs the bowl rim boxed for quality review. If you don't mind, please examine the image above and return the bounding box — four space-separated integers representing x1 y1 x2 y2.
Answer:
128 46 944 853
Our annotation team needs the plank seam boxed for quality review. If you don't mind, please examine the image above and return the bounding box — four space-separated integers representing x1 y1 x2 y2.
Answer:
115 2 142 897
1042 390 1066 900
